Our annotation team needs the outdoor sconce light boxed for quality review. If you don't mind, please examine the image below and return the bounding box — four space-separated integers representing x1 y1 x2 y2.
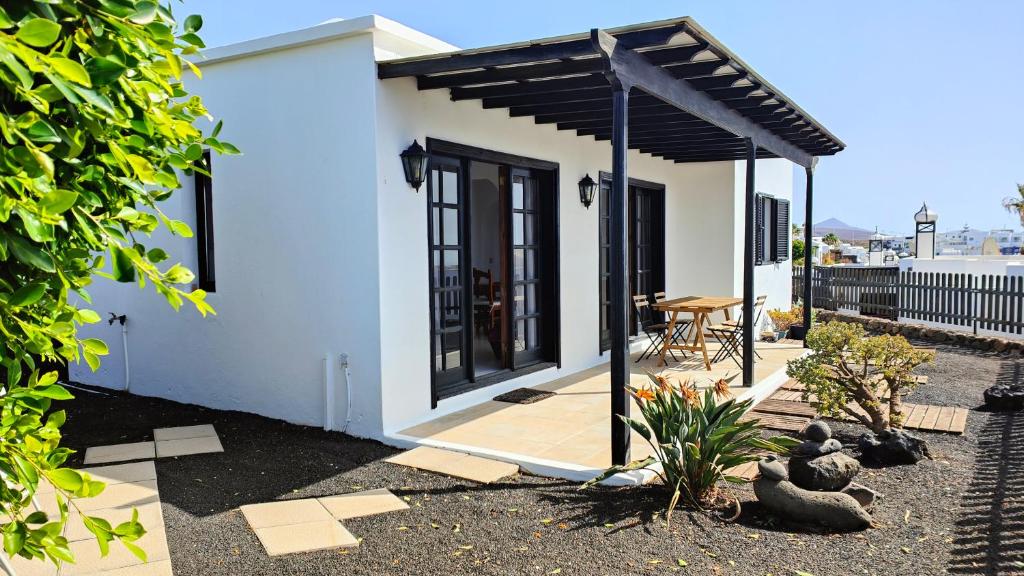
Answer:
914 202 938 259
868 228 884 266
400 140 429 192
578 173 597 209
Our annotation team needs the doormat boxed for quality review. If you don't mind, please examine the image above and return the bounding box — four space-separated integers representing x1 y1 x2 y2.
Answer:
493 388 555 405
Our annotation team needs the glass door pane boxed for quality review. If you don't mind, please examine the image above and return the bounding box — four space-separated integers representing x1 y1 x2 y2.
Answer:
427 158 469 397
509 169 543 367
598 178 611 352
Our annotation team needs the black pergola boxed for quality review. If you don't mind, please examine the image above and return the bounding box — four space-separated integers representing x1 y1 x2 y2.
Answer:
379 17 844 465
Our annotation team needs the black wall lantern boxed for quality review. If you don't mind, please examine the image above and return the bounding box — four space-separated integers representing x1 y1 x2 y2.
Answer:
578 173 597 209
401 140 429 192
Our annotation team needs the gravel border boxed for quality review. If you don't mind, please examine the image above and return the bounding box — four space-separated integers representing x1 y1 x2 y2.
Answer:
55 345 1022 575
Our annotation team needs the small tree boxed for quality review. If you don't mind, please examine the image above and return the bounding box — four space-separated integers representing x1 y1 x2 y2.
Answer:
822 232 840 247
786 321 934 433
792 237 805 263
1002 183 1024 255
0 0 233 568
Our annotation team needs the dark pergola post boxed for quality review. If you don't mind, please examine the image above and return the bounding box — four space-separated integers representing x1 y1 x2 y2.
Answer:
742 138 756 386
802 164 815 343
609 79 632 466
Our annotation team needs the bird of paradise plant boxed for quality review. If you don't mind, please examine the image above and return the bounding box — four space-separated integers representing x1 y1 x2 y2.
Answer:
582 372 796 524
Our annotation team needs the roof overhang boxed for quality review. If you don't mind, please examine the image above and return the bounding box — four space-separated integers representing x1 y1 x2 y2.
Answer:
378 17 843 168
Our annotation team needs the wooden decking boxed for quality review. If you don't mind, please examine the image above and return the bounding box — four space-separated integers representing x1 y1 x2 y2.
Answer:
747 379 968 435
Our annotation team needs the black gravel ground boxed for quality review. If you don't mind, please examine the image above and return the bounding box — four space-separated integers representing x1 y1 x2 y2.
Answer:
58 345 1024 576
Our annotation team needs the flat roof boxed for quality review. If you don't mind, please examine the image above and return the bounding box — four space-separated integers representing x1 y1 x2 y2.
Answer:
379 17 843 164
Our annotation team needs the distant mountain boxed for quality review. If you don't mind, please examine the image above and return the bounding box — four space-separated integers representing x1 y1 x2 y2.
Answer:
812 218 874 243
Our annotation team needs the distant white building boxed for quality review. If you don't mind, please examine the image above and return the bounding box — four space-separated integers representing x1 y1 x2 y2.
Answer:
937 225 1023 256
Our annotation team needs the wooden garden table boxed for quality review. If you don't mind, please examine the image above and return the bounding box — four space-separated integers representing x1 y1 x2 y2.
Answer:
652 296 744 370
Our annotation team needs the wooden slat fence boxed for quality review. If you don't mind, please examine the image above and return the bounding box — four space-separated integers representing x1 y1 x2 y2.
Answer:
792 266 1024 337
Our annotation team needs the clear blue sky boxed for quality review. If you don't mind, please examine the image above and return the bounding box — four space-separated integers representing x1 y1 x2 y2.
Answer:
179 0 1024 236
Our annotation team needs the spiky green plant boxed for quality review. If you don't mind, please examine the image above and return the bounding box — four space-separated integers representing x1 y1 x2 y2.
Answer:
583 374 796 522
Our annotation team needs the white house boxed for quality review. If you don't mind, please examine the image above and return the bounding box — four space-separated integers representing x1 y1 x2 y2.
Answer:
70 16 842 465
937 225 1024 256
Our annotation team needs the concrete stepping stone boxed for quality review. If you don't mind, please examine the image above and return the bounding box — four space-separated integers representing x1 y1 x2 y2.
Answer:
254 520 358 557
239 499 334 529
154 435 223 458
154 424 223 458
386 446 519 483
83 442 156 465
240 499 358 556
318 488 409 520
153 424 217 441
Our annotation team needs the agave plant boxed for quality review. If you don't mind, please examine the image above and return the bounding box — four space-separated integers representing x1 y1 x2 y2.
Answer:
583 374 796 522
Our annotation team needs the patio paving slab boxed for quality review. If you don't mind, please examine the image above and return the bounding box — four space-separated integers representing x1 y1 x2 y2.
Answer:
70 480 159 513
83 442 155 466
152 425 217 442
154 436 223 458
79 461 158 486
386 446 519 483
318 489 409 520
5 555 58 576
63 527 170 575
239 499 334 529
95 559 173 575
65 500 164 542
253 520 358 557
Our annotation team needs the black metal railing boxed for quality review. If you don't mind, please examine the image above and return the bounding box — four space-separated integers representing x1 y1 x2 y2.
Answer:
793 266 1024 336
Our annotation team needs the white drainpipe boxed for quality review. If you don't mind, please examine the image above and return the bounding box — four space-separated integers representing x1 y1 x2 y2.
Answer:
340 353 352 433
323 353 354 433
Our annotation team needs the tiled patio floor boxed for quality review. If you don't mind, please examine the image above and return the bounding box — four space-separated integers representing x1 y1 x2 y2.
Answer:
397 341 805 472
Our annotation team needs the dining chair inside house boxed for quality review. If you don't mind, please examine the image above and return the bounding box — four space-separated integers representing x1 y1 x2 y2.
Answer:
654 291 692 352
705 295 768 367
632 294 678 363
472 268 494 335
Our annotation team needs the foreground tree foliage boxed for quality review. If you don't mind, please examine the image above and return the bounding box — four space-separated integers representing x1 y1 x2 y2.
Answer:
0 0 233 567
787 321 934 433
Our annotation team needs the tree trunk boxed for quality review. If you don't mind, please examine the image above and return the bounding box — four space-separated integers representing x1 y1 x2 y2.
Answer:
849 378 889 433
888 382 905 428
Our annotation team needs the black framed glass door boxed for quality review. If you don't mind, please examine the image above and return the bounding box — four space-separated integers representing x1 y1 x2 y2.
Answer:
599 176 666 352
632 185 658 301
509 168 543 367
427 157 470 397
425 139 561 406
598 178 612 351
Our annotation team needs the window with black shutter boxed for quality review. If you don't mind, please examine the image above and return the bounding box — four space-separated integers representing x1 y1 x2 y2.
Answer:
754 194 790 265
194 150 216 292
772 198 790 262
754 193 768 265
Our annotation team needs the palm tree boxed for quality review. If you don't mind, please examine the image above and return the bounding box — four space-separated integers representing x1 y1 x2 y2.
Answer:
1002 183 1024 254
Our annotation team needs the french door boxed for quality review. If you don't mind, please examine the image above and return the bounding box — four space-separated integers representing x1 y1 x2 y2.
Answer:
599 177 666 352
427 157 470 392
426 144 559 405
509 169 544 366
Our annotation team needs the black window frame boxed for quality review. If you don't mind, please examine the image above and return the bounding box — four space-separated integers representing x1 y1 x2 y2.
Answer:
754 192 790 265
194 150 216 292
597 173 666 353
424 138 562 407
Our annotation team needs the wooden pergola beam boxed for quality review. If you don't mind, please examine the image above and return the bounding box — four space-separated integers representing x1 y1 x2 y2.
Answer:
591 29 814 168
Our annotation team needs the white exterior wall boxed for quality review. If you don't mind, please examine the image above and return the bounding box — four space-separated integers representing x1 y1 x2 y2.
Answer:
71 32 388 437
70 18 797 442
374 69 794 434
